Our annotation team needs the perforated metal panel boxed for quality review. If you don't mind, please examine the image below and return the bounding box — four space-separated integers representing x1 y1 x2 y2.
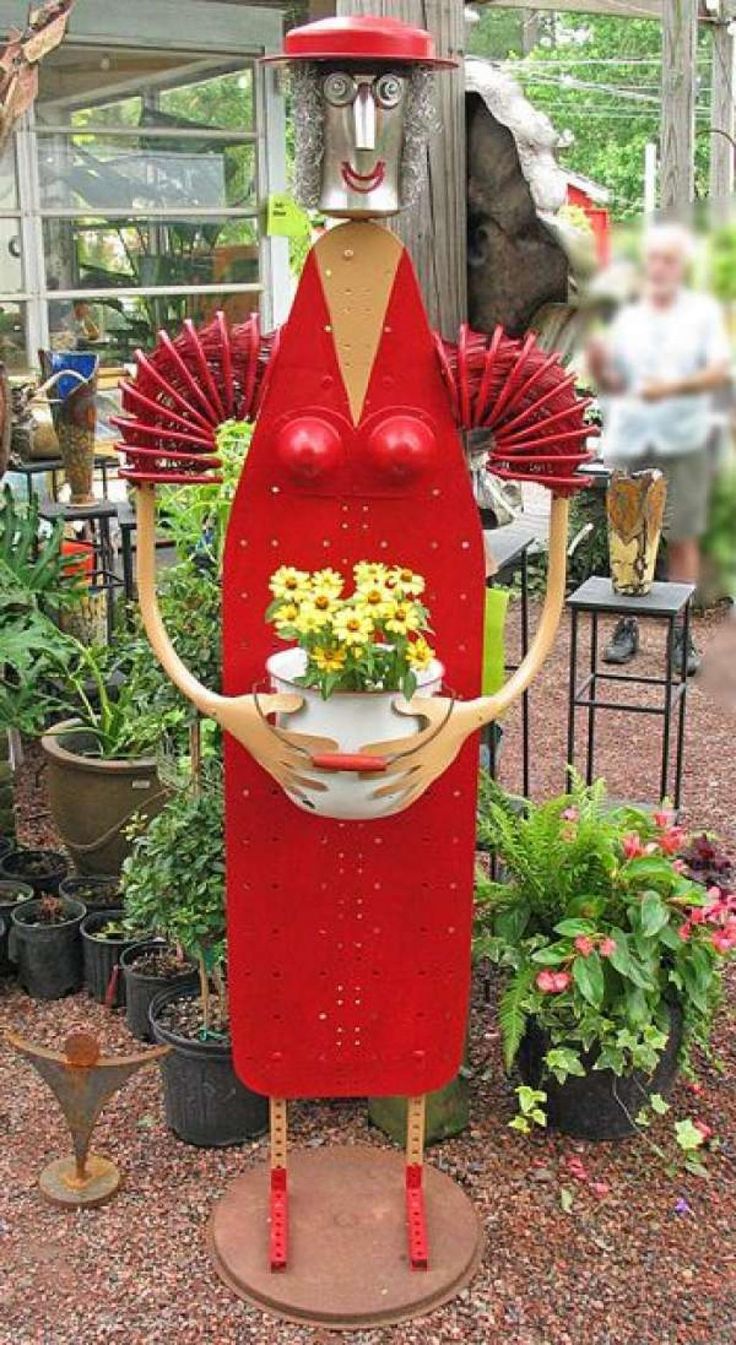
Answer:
222 225 485 1099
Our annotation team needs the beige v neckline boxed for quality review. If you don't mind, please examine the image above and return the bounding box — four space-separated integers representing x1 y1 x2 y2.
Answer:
314 221 403 426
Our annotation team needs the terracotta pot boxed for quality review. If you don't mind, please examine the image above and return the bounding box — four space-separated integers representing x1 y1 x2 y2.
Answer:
41 721 167 875
267 647 443 820
607 469 667 596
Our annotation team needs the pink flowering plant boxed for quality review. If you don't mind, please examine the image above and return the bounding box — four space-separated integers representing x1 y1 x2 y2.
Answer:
475 774 735 1134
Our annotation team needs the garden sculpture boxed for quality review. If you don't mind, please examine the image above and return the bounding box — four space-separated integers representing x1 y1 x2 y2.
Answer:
7 1028 168 1207
115 14 593 1311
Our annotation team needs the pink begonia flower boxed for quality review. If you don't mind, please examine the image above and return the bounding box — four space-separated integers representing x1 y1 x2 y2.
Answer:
599 937 617 958
536 970 571 993
678 922 693 942
693 1120 713 1142
659 827 687 855
653 807 675 829
622 833 645 860
591 1181 611 1198
712 924 736 954
689 907 706 926
562 807 579 822
574 935 595 957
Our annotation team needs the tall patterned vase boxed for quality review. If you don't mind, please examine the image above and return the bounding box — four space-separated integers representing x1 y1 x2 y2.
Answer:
607 468 667 596
39 350 99 505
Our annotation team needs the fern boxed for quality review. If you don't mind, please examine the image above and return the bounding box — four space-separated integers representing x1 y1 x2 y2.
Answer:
498 964 535 1070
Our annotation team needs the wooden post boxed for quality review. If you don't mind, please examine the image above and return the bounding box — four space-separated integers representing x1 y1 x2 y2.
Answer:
336 0 467 336
660 0 698 213
709 17 736 207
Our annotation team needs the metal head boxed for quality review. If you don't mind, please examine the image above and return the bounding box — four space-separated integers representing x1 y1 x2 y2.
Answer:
319 65 409 218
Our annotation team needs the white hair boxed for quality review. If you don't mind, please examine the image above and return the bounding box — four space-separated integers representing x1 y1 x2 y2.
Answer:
644 222 696 264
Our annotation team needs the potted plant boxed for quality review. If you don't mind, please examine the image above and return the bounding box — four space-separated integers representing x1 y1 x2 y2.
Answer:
0 878 33 971
122 779 268 1145
119 939 197 1042
60 874 122 912
0 848 68 895
11 892 86 999
475 776 734 1140
265 561 442 819
80 909 139 1007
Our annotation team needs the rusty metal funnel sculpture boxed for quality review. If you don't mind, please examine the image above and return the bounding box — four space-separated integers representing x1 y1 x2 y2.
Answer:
7 1029 168 1208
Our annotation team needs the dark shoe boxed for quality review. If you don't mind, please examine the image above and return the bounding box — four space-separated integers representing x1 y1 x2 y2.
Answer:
603 617 639 665
671 626 700 678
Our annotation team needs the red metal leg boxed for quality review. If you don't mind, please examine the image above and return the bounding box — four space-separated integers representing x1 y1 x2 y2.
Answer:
269 1166 288 1271
406 1163 428 1270
405 1095 428 1270
269 1097 288 1271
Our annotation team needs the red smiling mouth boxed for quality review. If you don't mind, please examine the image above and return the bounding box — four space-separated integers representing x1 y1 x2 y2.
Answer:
340 160 386 193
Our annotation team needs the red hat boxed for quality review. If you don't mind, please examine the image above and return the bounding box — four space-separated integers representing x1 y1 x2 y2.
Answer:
263 15 457 68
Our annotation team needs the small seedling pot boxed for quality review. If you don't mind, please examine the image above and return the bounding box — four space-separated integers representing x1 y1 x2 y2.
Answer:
80 909 138 1007
11 897 86 1000
120 940 197 1041
60 874 122 914
0 879 33 972
149 985 268 1146
0 847 68 896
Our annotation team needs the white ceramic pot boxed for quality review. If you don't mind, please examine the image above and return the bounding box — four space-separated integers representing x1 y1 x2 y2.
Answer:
266 647 443 820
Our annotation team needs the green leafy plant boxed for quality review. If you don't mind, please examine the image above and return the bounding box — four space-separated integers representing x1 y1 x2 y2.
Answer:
475 774 735 1141
121 777 226 1032
0 487 85 735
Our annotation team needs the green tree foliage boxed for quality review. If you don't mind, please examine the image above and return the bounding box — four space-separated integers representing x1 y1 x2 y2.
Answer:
469 13 713 220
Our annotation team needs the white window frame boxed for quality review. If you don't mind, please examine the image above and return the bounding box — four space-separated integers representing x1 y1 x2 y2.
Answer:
0 0 287 371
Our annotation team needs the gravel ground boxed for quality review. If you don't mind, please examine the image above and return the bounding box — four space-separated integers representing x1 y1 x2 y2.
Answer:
1 606 735 1345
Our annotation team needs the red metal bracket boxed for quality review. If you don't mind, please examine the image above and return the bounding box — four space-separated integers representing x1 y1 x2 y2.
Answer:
269 1166 288 1271
405 1163 429 1270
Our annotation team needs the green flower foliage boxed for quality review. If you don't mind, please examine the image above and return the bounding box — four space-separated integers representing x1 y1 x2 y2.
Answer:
475 773 729 1097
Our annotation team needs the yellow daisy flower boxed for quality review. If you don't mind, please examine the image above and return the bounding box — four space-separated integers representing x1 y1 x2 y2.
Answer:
269 565 310 600
311 645 347 673
388 566 425 598
354 561 389 590
293 601 331 635
310 586 340 618
407 637 435 670
312 568 344 597
273 601 301 634
355 583 393 618
384 601 422 636
333 606 374 647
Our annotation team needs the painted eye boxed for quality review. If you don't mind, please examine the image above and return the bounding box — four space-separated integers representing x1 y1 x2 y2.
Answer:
374 73 404 109
323 72 356 107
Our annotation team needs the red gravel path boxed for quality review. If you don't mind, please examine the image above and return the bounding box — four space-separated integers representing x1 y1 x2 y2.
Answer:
1 606 734 1345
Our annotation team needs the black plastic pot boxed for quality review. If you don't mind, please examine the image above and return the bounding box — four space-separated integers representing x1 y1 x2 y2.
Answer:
11 897 86 999
120 940 197 1042
0 836 14 861
0 879 33 971
517 1002 684 1141
149 986 268 1146
80 909 138 1007
0 847 68 896
60 874 122 914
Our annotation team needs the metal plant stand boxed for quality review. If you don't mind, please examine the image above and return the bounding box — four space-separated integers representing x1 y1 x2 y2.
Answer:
566 577 695 808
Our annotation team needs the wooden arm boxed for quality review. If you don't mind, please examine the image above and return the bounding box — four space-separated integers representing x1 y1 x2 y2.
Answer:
464 494 569 730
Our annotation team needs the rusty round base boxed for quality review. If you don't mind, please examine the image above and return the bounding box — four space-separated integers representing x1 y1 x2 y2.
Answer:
39 1154 121 1208
208 1146 484 1329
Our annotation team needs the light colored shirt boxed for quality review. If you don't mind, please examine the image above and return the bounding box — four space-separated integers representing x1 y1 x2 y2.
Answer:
599 289 730 461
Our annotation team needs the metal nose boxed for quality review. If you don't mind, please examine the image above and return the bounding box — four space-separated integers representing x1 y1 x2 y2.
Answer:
353 83 376 151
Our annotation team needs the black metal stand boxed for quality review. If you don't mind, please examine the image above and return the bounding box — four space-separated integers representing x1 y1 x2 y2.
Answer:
566 577 695 809
12 454 115 505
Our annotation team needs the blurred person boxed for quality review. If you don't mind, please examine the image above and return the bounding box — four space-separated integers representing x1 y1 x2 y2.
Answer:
588 223 731 674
